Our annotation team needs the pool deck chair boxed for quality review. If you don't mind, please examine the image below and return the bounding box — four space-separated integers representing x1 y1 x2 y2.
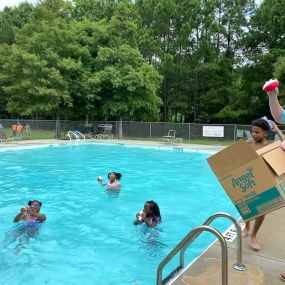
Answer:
94 124 113 139
162 130 182 144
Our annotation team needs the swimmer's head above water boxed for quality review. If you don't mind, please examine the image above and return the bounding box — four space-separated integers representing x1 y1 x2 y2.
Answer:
108 172 122 182
14 200 46 223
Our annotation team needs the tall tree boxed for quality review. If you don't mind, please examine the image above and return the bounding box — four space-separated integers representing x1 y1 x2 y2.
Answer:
90 45 162 122
0 3 34 45
0 0 93 132
241 0 285 120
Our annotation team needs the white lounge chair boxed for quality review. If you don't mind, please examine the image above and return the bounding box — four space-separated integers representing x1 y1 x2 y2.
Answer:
162 130 182 144
94 124 113 139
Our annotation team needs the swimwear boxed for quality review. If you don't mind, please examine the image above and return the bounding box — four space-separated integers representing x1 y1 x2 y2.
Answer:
107 180 120 188
24 217 42 235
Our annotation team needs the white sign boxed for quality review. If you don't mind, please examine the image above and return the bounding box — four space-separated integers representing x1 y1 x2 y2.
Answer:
236 130 244 138
203 126 224 137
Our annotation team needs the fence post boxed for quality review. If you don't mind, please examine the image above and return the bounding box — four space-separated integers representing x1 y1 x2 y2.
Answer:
189 123 191 141
150 122 152 140
234 124 237 142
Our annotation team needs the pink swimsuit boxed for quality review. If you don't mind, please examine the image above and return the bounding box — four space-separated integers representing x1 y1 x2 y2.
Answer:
107 180 120 189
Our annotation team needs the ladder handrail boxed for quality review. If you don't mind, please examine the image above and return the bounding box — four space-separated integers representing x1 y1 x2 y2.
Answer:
74 131 85 142
157 225 228 285
67 131 80 142
180 212 246 270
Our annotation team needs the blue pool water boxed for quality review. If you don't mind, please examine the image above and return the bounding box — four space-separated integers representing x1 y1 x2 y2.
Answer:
0 144 239 285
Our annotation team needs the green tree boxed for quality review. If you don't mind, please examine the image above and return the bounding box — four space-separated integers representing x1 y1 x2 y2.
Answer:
0 0 94 134
90 45 162 123
73 0 117 21
241 0 285 120
0 3 34 45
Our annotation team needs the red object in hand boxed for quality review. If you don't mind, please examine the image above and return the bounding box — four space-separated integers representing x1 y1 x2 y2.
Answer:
263 79 279 92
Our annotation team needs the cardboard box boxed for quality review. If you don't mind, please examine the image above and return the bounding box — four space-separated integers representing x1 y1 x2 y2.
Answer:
207 140 285 222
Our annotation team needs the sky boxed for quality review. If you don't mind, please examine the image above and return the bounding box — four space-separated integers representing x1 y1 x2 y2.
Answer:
0 0 37 11
0 0 264 11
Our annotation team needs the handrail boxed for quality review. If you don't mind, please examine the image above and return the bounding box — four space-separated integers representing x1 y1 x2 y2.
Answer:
74 131 85 142
67 131 80 142
157 225 228 285
180 212 246 271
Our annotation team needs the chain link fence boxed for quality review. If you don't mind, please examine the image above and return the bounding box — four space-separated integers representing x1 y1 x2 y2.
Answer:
0 119 283 143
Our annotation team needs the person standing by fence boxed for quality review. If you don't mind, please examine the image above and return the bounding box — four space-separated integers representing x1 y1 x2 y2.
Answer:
25 123 30 136
17 123 24 139
11 123 17 137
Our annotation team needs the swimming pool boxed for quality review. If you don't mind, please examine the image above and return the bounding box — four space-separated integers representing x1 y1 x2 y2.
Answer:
0 143 239 285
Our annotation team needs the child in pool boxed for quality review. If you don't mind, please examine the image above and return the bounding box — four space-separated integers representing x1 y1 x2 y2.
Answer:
1 200 46 251
134 200 161 227
14 200 46 223
98 172 122 189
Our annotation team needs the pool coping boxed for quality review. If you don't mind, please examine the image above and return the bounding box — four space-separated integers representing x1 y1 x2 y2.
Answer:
0 138 226 153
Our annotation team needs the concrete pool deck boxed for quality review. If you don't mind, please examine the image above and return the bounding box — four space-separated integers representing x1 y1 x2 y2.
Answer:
1 138 284 284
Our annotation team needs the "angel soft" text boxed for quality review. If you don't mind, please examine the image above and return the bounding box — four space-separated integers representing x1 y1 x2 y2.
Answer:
232 168 256 192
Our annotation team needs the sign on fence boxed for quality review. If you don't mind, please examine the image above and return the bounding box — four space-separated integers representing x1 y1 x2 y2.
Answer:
236 130 244 138
203 126 224 137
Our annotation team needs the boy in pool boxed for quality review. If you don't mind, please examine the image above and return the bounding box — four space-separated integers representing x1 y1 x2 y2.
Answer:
242 118 285 250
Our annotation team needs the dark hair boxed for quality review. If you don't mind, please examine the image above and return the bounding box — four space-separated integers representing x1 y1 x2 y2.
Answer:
108 172 122 180
146 200 161 220
28 200 42 207
251 118 270 131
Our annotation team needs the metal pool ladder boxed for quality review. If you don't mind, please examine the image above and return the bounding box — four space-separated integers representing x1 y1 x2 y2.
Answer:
67 131 85 142
156 212 247 285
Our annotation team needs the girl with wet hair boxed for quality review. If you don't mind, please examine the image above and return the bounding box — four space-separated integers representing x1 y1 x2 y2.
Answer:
134 200 161 227
98 172 122 189
14 200 46 223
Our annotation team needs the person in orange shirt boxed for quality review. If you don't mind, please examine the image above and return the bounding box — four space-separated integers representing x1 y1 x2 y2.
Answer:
11 123 17 137
16 123 23 139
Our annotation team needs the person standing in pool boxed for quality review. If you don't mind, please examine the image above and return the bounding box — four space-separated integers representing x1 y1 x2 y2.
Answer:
98 172 122 189
134 200 161 227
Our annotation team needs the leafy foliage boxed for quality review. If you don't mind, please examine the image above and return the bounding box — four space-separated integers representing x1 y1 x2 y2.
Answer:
0 0 284 123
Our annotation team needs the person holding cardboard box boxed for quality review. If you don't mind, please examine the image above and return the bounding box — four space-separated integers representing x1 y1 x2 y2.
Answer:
242 118 285 250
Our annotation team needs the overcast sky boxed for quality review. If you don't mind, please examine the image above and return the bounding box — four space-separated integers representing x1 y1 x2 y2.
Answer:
0 0 263 12
0 0 37 11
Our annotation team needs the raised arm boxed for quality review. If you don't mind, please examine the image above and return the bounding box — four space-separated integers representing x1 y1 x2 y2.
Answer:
267 88 285 124
270 120 285 141
14 207 28 222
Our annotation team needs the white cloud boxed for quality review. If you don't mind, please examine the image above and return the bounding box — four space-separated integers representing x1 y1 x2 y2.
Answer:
0 0 37 11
